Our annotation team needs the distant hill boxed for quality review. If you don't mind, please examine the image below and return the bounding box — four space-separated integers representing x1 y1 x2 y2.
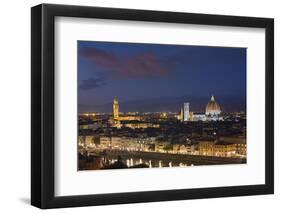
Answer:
79 95 246 113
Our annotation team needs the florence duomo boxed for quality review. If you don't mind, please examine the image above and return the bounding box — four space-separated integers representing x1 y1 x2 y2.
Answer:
179 95 223 122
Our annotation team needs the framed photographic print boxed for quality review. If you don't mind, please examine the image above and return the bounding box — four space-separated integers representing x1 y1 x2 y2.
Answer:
31 4 274 209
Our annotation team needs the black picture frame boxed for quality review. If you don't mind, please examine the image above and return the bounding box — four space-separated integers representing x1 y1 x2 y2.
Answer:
31 3 274 209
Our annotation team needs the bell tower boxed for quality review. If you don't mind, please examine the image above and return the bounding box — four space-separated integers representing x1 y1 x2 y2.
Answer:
113 97 119 120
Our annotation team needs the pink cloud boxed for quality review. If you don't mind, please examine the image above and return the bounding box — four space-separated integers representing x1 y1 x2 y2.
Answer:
80 47 170 78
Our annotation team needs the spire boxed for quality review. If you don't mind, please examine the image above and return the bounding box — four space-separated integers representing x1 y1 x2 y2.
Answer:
211 95 215 101
113 97 119 120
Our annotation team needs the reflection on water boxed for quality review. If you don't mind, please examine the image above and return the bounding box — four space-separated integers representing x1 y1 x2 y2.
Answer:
78 152 197 170
106 157 190 168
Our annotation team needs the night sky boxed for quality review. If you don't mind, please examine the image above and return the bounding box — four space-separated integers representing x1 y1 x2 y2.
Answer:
78 41 246 113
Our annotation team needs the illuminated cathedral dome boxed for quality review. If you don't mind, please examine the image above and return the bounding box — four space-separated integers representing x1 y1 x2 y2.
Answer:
205 95 221 116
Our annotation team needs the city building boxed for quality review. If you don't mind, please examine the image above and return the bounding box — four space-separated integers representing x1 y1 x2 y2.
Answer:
100 137 111 148
79 122 101 130
199 140 237 157
178 145 188 154
236 143 247 157
155 142 169 153
112 97 141 121
193 113 207 121
177 108 184 122
123 122 160 129
183 102 190 122
113 97 119 120
112 120 122 129
111 137 123 149
85 136 94 147
220 136 247 157
189 112 194 121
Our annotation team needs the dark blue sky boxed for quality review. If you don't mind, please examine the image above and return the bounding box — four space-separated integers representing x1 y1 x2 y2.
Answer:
78 41 246 113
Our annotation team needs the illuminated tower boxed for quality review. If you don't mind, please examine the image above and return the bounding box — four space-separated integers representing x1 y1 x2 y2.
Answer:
183 102 190 122
113 97 119 120
180 107 184 122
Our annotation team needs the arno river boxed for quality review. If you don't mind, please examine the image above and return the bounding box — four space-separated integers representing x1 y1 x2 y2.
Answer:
79 150 245 170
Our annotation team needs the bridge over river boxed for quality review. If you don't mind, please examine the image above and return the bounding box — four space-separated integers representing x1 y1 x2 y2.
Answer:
94 150 246 167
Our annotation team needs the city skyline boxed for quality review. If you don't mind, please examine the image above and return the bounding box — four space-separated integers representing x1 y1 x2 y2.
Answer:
78 41 247 171
79 94 245 113
78 41 246 113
